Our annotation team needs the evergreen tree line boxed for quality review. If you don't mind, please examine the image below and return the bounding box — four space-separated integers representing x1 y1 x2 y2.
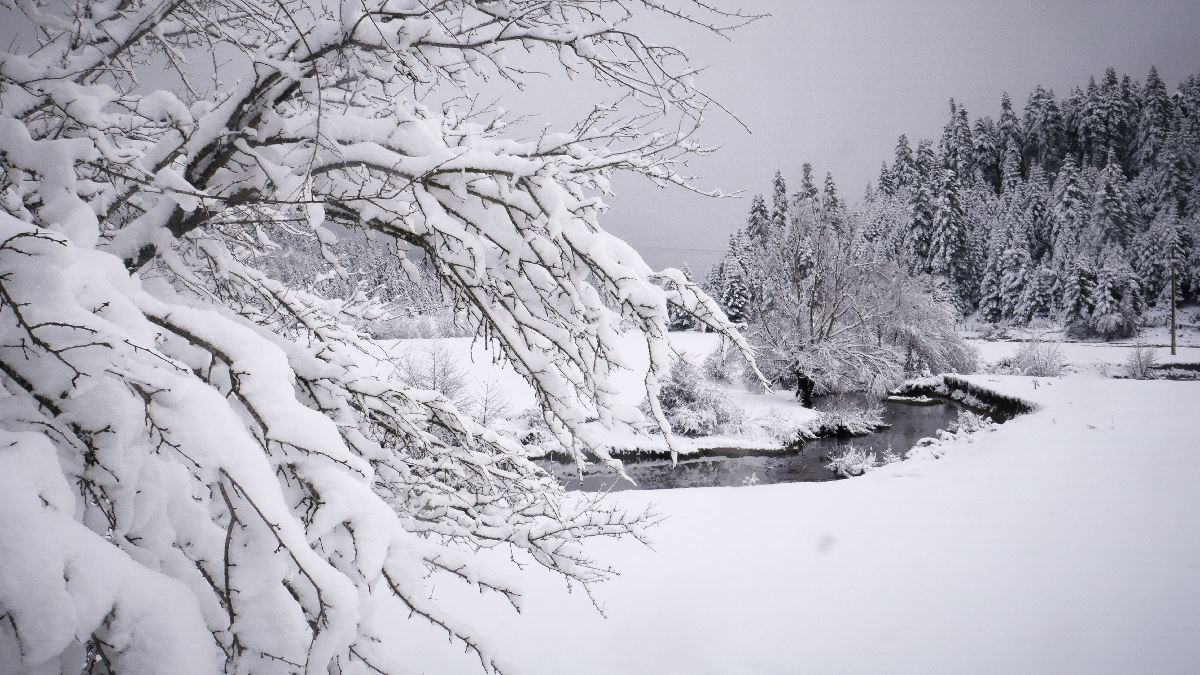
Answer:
706 66 1200 340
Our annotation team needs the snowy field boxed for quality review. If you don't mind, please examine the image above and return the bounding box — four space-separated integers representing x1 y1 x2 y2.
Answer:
385 342 1200 675
967 335 1200 373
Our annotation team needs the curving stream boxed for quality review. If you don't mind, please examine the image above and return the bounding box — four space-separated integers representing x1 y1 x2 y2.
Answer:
539 394 971 492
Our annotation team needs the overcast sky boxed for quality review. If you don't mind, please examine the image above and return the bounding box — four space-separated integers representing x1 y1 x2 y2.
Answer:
574 0 1200 273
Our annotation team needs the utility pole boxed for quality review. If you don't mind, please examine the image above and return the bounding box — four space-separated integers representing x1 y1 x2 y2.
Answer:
1171 264 1177 356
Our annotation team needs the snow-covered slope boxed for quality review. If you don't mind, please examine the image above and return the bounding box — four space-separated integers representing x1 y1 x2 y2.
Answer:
383 368 1200 674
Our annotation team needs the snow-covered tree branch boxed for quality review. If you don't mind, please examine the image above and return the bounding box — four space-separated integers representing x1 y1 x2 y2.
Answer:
0 0 760 671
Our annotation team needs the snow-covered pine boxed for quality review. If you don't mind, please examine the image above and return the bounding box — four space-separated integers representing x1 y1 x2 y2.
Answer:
0 1 765 672
719 231 753 325
892 135 917 190
862 66 1200 328
770 170 789 236
1092 159 1137 250
929 166 970 307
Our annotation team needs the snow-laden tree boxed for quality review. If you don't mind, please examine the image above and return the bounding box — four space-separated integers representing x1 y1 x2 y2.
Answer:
741 176 974 396
719 231 753 325
929 167 970 306
1092 159 1138 249
0 0 762 672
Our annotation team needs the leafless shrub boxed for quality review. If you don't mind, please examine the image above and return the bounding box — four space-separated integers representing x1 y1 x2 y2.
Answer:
1009 339 1066 376
397 346 470 408
1124 342 1159 380
469 378 513 428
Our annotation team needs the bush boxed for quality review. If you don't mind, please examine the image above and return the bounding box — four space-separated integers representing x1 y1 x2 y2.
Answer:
1008 339 1066 376
396 345 470 408
947 410 992 434
1124 343 1159 380
825 445 878 477
814 401 886 436
1090 307 1138 340
646 357 744 437
701 342 748 385
469 378 513 427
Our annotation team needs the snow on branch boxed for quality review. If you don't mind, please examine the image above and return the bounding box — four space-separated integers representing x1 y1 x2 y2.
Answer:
0 0 756 671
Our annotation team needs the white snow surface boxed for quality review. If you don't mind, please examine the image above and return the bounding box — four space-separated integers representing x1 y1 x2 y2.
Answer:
381 349 1200 674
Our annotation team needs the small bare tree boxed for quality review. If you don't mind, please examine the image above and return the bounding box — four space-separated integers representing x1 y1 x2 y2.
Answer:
470 378 514 429
1125 342 1159 379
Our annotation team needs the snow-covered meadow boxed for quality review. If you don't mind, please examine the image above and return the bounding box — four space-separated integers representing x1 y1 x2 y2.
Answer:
382 339 1200 675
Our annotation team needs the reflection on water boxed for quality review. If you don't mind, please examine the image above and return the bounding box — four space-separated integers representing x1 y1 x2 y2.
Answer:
538 394 965 491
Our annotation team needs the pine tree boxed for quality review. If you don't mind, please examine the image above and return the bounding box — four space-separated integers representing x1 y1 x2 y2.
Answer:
1081 76 1104 166
1061 254 1097 335
1016 265 1057 322
798 162 819 202
930 166 970 303
1050 157 1089 261
746 193 770 245
669 263 699 330
954 104 976 180
877 161 897 197
1135 65 1175 171
999 229 1032 319
973 116 1001 191
822 171 841 211
1092 159 1137 249
893 135 917 189
1153 139 1192 217
908 178 936 273
939 99 967 175
720 234 752 325
1022 85 1065 175
1139 212 1187 302
1024 168 1053 262
1002 140 1024 192
704 259 725 301
977 228 1006 322
1090 249 1141 338
1063 85 1089 162
998 92 1022 158
770 170 789 236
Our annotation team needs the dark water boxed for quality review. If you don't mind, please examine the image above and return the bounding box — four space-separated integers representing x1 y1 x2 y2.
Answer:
538 394 965 491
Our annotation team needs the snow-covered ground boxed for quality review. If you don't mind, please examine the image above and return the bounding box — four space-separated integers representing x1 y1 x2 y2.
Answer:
380 332 824 454
384 343 1200 674
968 337 1200 373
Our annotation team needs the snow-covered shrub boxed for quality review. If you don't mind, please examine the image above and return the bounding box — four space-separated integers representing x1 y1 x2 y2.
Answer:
1008 340 1067 376
880 446 902 466
646 358 745 437
702 342 748 384
825 446 879 477
813 402 887 437
947 410 993 434
469 378 513 428
1124 343 1159 379
977 323 1012 340
397 345 471 408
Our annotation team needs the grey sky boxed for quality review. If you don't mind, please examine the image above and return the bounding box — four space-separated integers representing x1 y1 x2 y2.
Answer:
5 0 1196 275
589 0 1200 273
